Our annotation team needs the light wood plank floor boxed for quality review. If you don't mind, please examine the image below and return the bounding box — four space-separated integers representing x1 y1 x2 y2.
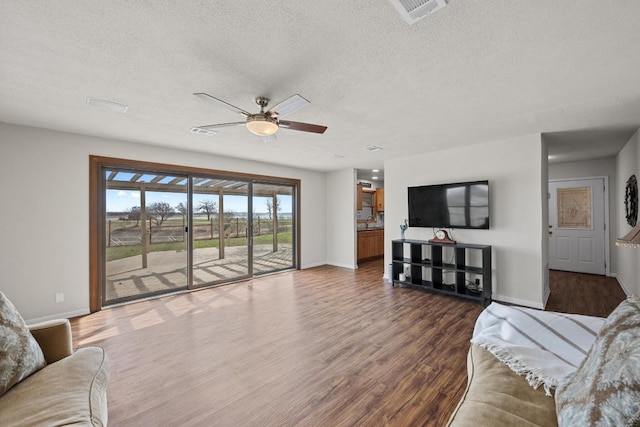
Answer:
71 260 626 426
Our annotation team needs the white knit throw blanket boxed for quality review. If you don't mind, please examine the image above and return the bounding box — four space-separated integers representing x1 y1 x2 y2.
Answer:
470 302 605 395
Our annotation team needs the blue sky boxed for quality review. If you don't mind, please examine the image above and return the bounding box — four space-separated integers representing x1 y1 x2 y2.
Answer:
106 190 292 215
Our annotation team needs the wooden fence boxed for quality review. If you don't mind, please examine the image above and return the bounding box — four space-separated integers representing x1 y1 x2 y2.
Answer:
107 217 292 247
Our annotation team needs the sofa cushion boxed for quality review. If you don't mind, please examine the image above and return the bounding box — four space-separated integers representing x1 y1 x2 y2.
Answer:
0 346 110 427
447 344 558 427
0 291 46 396
555 295 640 427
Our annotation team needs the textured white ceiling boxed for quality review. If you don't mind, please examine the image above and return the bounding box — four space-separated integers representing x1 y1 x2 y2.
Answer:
1 1 639 171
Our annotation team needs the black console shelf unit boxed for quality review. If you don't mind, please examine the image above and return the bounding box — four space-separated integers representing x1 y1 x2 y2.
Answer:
392 239 492 306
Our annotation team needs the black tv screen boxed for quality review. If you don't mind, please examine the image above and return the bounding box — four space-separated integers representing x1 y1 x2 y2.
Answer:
408 180 490 229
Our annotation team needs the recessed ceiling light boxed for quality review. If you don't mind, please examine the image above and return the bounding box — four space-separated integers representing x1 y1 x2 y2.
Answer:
365 145 383 152
372 176 378 180
190 127 217 136
372 169 379 172
86 97 128 113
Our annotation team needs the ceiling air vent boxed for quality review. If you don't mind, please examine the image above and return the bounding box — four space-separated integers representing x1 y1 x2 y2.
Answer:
365 145 383 152
189 127 217 136
388 0 448 24
86 97 128 113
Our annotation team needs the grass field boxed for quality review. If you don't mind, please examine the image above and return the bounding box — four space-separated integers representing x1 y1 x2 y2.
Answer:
106 232 293 262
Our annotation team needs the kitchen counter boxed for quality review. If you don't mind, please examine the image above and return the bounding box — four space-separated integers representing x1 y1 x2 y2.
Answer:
358 227 384 231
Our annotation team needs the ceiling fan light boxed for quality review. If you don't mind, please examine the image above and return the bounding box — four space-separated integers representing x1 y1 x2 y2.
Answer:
246 115 278 136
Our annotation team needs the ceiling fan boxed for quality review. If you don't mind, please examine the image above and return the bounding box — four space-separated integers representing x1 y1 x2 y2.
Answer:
193 92 327 140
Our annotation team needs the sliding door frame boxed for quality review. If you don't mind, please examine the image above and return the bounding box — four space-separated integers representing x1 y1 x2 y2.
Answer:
89 156 301 312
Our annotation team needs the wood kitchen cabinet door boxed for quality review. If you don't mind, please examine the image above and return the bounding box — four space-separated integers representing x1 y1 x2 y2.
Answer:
357 231 376 261
374 230 384 256
375 188 384 211
358 230 384 261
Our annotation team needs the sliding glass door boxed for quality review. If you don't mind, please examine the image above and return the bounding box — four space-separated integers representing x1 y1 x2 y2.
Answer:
191 177 250 286
104 169 188 305
93 157 300 309
252 183 296 275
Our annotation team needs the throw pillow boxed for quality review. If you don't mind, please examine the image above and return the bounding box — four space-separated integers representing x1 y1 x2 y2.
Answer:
555 295 640 427
0 292 46 396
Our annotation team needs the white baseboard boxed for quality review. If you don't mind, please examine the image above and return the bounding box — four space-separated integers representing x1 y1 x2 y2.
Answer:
325 261 357 270
26 308 90 325
616 276 631 296
542 286 551 309
492 294 544 310
300 261 327 269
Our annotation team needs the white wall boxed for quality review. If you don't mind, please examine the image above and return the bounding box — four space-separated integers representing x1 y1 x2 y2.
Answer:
548 157 617 276
326 169 357 269
540 140 550 305
615 128 640 296
0 123 327 321
384 134 548 308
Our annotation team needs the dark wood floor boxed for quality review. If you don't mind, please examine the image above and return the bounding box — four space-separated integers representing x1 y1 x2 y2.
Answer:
546 269 627 317
71 260 626 427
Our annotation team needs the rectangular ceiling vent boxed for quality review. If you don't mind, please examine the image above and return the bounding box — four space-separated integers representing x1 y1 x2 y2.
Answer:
86 97 128 113
189 127 217 136
365 145 384 152
388 0 448 24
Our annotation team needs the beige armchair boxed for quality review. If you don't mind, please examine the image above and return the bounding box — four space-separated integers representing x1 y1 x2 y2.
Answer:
0 318 110 426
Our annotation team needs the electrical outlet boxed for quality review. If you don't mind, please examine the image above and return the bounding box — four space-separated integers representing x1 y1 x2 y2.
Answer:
55 292 64 303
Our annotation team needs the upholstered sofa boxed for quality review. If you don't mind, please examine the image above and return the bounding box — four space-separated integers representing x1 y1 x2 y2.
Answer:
0 293 110 426
447 343 559 426
447 297 640 427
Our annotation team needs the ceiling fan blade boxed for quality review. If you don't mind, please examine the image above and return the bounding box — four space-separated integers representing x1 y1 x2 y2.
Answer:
266 94 310 118
279 120 327 134
193 93 251 117
196 121 246 130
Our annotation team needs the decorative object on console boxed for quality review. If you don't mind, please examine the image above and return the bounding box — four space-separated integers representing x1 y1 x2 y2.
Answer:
429 229 455 244
400 219 408 240
625 174 638 227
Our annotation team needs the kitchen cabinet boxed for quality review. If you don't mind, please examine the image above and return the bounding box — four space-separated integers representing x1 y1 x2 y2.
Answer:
375 188 384 211
357 229 384 262
357 184 383 212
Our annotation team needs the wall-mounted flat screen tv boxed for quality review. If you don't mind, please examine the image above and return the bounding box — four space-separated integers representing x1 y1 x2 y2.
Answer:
408 180 490 229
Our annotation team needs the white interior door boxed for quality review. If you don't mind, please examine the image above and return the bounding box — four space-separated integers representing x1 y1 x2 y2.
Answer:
549 178 606 275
